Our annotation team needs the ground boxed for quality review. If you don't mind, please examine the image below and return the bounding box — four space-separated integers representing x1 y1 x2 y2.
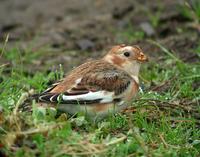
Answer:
0 0 200 156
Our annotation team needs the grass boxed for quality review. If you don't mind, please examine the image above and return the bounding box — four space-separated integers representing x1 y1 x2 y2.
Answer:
0 40 200 157
0 3 200 155
178 0 200 24
114 23 145 43
147 2 163 28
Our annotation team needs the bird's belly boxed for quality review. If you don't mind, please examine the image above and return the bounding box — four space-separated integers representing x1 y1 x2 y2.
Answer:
57 102 128 118
35 101 128 119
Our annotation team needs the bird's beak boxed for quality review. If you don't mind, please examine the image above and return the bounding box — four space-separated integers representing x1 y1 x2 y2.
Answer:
137 53 148 62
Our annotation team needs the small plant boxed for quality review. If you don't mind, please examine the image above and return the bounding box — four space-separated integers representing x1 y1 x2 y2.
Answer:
115 24 145 43
148 9 162 28
178 0 200 23
146 1 163 28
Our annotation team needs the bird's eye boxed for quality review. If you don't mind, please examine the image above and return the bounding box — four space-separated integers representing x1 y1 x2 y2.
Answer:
124 52 130 57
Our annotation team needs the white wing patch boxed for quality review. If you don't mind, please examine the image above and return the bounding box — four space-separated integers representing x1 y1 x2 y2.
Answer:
118 100 125 106
62 91 114 103
75 78 82 84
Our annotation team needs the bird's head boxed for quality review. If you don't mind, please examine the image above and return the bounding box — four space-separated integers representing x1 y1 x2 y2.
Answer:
104 44 148 76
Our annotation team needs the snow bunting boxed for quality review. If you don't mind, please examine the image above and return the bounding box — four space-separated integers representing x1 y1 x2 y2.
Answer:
28 44 148 118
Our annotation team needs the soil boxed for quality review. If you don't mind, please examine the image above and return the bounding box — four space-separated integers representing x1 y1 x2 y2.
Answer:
0 0 199 73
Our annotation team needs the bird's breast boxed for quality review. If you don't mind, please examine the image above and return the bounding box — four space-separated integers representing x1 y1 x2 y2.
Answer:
124 80 139 101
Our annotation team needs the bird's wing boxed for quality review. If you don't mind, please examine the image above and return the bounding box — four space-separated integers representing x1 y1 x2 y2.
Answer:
38 64 132 105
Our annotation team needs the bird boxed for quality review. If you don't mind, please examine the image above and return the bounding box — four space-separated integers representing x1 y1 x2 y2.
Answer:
23 44 148 119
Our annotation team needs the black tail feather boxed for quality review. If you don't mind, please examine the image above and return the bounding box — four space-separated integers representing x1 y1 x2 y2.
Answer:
19 94 39 112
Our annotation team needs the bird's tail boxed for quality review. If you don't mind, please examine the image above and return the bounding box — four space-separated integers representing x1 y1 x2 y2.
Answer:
19 93 39 112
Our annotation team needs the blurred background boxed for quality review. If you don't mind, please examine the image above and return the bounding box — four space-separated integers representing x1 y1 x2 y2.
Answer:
0 0 199 74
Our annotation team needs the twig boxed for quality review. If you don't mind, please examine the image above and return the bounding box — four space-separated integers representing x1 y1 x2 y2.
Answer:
52 149 106 157
158 133 168 148
52 142 106 157
16 122 66 136
105 135 127 146
0 34 9 58
147 39 182 62
139 75 150 83
0 63 9 68
180 75 200 80
150 76 176 91
132 127 149 156
134 98 193 112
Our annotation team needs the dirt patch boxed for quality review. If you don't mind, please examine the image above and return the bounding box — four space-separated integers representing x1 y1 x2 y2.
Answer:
0 0 199 73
